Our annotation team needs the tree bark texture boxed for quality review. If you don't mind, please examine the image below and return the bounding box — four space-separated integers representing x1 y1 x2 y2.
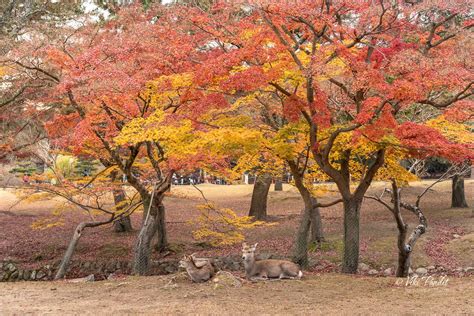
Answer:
341 199 361 274
133 195 167 275
248 173 272 220
289 161 323 267
274 179 283 191
112 187 133 232
55 218 113 280
451 175 468 208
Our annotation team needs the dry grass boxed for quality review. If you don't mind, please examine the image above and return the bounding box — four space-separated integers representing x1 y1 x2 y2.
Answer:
0 274 472 314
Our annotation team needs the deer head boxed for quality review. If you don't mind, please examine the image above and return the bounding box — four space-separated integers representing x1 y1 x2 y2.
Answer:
242 242 258 262
179 254 195 269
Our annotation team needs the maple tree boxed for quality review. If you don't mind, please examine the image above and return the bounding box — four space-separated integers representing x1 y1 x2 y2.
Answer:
2 1 472 278
6 3 266 276
181 0 473 272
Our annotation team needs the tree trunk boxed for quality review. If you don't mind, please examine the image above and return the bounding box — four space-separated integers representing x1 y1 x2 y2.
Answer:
310 204 324 243
154 203 167 252
274 179 283 191
397 247 411 277
289 162 323 267
55 223 86 280
55 218 113 280
133 215 157 275
293 197 312 267
451 175 468 208
342 199 361 274
133 196 166 275
248 173 272 220
110 170 132 233
112 187 133 232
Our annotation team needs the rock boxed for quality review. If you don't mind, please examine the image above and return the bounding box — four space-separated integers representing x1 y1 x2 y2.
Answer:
231 262 241 271
30 270 37 280
23 270 30 281
9 270 19 281
6 263 16 272
453 234 461 239
69 274 95 283
454 267 463 272
36 271 46 280
164 264 177 274
415 267 428 275
358 263 370 272
427 266 436 270
83 262 91 269
464 267 473 273
383 268 393 276
368 269 378 275
222 256 234 266
257 253 273 260
116 262 121 270
107 273 117 280
18 270 23 280
85 274 95 282
212 271 242 288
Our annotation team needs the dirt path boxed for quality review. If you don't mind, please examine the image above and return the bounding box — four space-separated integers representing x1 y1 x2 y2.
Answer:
0 274 472 315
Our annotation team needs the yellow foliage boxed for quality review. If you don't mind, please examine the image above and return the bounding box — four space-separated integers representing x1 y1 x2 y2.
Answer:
190 203 275 246
31 217 65 230
427 116 474 144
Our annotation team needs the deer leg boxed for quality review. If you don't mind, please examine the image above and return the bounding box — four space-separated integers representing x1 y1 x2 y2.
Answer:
279 273 296 280
250 273 269 282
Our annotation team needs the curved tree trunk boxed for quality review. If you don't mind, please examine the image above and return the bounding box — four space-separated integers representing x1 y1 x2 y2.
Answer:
248 173 272 220
341 198 361 274
289 161 323 267
55 218 113 280
451 175 468 208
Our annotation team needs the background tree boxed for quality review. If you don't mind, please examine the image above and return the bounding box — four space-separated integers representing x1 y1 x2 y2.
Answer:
182 0 473 273
248 173 272 220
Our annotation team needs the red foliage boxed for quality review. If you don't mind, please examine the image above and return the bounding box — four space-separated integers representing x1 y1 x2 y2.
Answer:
395 122 472 162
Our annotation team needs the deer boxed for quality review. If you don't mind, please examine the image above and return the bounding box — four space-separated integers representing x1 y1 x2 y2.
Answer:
179 254 215 283
242 242 303 281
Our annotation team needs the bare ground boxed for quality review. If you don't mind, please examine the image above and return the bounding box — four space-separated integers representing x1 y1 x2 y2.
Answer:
0 274 472 315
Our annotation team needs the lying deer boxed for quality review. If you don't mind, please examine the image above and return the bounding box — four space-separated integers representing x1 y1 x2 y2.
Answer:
179 254 215 283
242 242 303 280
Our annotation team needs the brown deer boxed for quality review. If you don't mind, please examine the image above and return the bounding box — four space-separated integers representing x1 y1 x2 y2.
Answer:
179 254 215 283
242 243 303 280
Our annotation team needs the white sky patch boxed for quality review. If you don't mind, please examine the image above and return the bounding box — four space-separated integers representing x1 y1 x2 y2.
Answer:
82 0 111 22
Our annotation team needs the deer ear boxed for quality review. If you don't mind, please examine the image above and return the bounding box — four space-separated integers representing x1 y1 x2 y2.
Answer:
242 242 248 248
252 243 258 250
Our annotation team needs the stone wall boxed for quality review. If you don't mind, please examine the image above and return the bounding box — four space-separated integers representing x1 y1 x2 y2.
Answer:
0 254 247 282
